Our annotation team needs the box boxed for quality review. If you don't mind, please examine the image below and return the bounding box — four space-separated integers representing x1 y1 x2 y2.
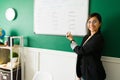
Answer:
0 67 21 80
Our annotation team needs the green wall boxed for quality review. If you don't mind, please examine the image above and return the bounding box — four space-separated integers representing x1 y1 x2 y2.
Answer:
0 0 82 52
90 0 120 57
0 0 120 58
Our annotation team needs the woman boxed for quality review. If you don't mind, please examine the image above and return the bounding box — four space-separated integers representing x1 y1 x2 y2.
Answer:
66 13 106 80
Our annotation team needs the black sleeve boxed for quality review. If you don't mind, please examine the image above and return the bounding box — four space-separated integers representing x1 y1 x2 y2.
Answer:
73 34 104 56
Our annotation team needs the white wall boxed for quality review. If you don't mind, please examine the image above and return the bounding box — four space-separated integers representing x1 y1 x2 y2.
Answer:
23 47 120 80
102 56 120 80
24 47 77 80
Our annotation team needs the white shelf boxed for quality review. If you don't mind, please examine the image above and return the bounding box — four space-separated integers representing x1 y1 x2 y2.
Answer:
0 36 24 80
0 46 12 49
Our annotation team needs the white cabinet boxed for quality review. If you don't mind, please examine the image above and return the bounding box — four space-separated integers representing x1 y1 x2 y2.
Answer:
0 36 24 80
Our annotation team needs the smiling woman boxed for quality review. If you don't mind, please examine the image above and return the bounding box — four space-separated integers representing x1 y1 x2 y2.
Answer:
66 13 106 80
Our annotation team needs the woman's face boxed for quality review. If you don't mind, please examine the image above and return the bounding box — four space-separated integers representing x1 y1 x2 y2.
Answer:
87 16 101 33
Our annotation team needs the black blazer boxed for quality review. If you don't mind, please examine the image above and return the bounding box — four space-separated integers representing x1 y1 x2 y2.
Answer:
74 32 106 80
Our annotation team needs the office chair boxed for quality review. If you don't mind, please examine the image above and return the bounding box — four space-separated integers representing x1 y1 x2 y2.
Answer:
32 71 53 80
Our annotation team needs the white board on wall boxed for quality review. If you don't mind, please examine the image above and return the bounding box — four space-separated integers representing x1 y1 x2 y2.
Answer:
34 0 89 36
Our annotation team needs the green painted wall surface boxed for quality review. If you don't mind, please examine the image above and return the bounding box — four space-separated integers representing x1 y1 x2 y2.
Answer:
90 0 120 57
0 0 120 57
0 0 82 52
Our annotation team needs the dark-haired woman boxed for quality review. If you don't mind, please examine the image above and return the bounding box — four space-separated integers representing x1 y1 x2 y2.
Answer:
66 13 106 80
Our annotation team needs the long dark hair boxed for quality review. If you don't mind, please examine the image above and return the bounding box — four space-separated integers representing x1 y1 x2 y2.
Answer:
86 13 102 36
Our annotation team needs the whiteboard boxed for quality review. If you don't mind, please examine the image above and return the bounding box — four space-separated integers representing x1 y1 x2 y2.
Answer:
34 0 89 36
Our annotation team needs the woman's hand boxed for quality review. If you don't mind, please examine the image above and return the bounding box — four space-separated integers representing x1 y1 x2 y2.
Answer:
66 32 73 41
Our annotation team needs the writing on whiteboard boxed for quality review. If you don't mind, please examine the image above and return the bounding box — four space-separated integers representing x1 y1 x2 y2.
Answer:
34 0 89 36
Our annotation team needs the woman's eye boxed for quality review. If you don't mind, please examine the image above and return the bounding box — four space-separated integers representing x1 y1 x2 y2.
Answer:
88 20 97 24
93 20 97 24
88 21 91 24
